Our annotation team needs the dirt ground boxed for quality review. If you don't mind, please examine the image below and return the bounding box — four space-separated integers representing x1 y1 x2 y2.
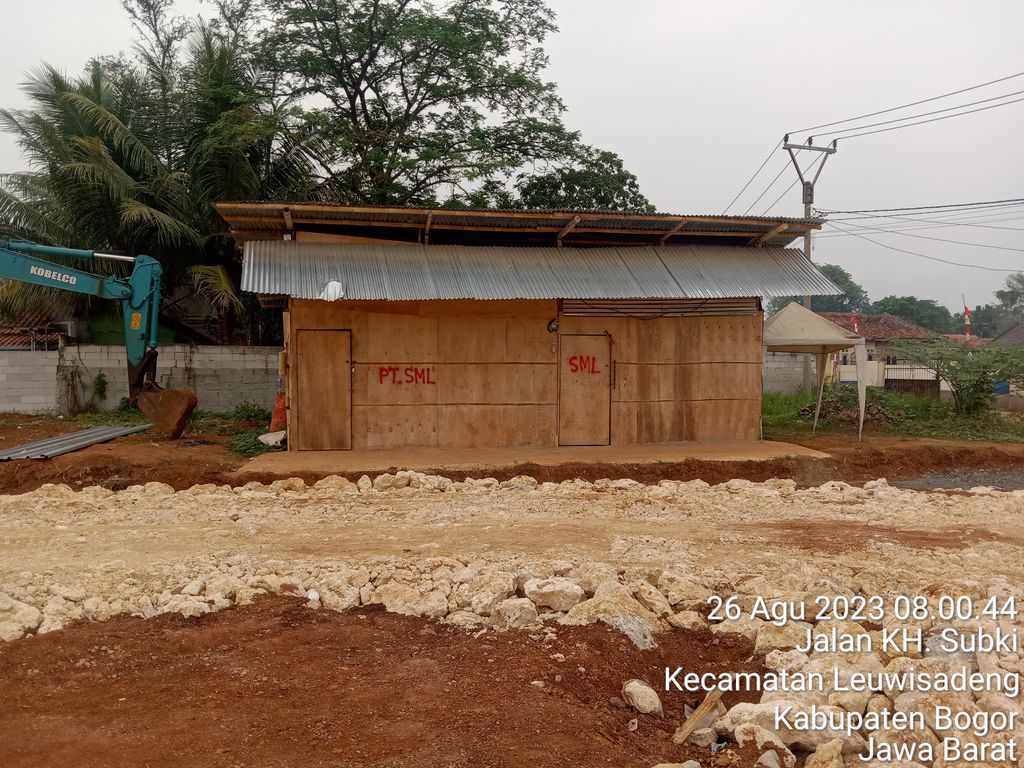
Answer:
1 414 1023 767
0 413 1023 492
0 597 765 768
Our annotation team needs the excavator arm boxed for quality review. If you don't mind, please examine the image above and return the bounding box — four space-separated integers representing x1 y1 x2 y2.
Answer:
0 239 197 436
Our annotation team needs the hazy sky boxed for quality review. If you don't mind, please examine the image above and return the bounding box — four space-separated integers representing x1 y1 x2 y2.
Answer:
3 0 1022 312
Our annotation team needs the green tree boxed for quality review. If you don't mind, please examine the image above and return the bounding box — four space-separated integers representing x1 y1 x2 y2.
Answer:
889 338 1024 414
994 272 1024 318
0 0 313 331
257 0 651 209
767 264 871 315
870 296 953 334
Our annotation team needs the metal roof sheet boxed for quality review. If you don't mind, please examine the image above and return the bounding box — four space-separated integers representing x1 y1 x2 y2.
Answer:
242 242 842 301
0 424 150 460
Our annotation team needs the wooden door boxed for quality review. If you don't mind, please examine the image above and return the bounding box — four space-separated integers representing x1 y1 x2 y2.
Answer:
558 334 611 446
294 330 352 450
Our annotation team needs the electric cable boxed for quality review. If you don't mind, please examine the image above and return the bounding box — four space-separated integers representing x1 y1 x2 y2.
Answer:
788 70 1024 134
722 140 782 213
824 95 1024 141
823 221 1020 272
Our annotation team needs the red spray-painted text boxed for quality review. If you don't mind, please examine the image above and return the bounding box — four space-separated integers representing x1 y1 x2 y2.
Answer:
568 355 602 374
378 366 437 385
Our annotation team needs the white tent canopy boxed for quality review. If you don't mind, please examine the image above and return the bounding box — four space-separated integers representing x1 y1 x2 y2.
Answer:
763 302 867 440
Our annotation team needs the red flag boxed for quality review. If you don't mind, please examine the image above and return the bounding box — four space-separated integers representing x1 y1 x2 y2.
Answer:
851 313 858 333
964 303 971 337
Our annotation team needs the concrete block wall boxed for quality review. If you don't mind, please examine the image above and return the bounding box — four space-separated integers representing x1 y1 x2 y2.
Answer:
0 351 60 412
0 345 282 415
763 351 816 394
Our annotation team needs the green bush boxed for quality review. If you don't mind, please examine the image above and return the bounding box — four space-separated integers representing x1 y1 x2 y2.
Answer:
227 401 273 423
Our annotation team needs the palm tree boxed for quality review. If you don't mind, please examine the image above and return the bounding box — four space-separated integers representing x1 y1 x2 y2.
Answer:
0 17 316 338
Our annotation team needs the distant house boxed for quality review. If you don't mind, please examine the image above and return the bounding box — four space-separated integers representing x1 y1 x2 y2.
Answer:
817 312 939 396
817 313 937 364
0 310 71 351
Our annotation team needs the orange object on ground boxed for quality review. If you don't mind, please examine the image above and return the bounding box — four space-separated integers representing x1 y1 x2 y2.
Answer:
269 391 287 432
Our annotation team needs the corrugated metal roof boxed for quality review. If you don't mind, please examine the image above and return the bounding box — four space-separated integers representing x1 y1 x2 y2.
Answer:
0 424 151 461
242 242 842 301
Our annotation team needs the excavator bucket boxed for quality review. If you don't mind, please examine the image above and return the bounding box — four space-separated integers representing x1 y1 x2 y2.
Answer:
136 384 198 439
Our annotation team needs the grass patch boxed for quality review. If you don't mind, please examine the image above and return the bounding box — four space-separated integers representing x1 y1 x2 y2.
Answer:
763 386 1024 442
226 428 281 457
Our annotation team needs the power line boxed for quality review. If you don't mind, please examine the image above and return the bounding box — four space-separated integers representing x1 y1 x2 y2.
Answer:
818 219 1024 252
825 95 1024 141
741 159 790 216
722 140 781 213
817 197 1024 214
822 221 1021 272
815 213 1024 238
812 88 1024 139
788 70 1024 135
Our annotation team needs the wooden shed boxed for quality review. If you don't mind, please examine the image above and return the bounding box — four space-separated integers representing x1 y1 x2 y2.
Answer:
218 204 837 451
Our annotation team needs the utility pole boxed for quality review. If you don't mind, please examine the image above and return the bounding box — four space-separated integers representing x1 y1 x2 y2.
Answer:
783 136 837 389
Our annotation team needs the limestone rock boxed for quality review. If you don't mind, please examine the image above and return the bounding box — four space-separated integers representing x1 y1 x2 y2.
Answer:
804 739 844 768
657 570 704 607
686 727 717 747
735 723 795 768
374 582 448 618
668 610 705 631
710 616 765 640
755 751 781 768
634 583 673 617
621 678 663 717
503 475 538 491
495 598 538 628
561 581 666 650
312 475 358 494
469 571 515 616
524 577 585 612
356 475 373 493
565 562 619 595
755 620 814 654
373 472 410 491
160 594 211 619
714 701 865 753
0 595 43 641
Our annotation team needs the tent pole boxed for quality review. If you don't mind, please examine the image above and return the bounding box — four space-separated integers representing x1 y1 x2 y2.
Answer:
812 352 827 433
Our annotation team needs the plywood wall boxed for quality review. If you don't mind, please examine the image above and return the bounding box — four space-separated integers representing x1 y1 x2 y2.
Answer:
287 299 763 449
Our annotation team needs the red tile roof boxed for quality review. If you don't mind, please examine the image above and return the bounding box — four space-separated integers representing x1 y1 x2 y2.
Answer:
818 312 938 341
0 309 67 349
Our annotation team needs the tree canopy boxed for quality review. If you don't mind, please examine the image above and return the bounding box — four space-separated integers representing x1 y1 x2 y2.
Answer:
870 296 953 334
767 264 871 315
257 0 651 209
0 0 653 333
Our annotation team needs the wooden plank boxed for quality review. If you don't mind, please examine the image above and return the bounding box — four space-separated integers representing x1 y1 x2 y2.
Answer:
672 690 724 744
358 405 438 449
295 231 416 246
294 330 352 450
659 218 689 244
558 334 611 446
753 222 788 246
557 215 581 246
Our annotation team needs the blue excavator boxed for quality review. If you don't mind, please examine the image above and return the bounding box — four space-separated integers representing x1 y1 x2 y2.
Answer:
0 239 198 437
